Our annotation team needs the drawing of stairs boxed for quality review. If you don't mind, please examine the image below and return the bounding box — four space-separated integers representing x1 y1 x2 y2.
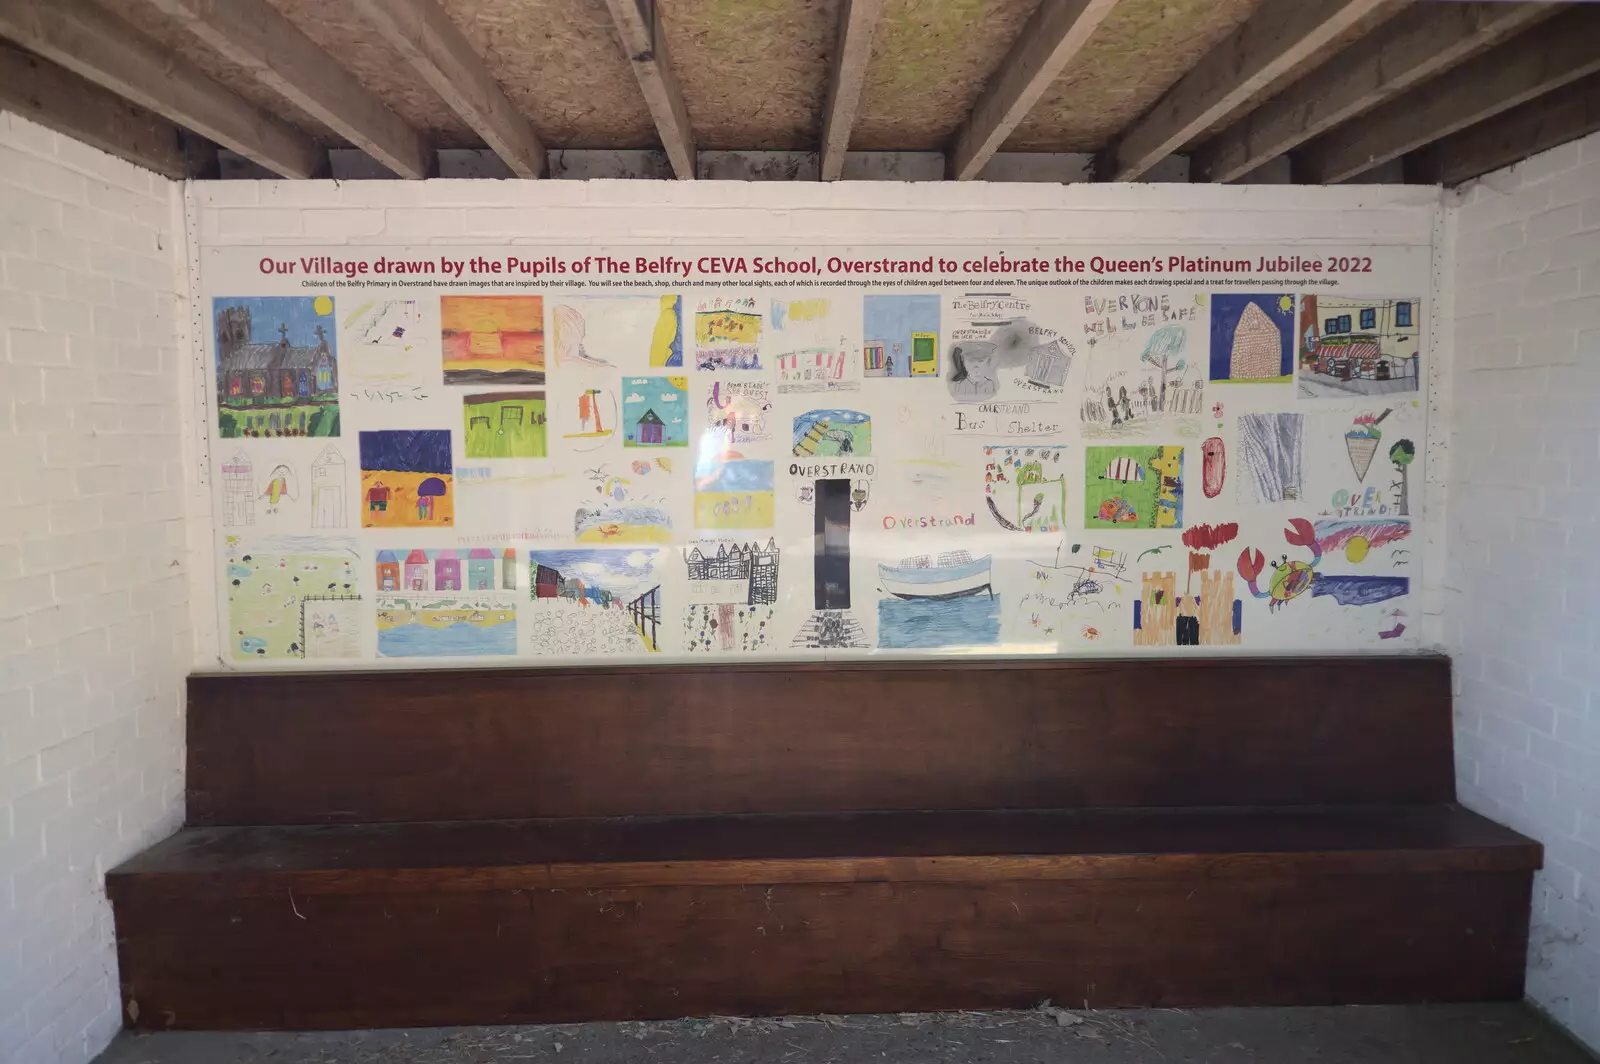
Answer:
791 609 867 648
793 418 832 456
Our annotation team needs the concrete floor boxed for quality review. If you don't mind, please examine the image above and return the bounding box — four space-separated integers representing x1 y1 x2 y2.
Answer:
93 1003 1595 1064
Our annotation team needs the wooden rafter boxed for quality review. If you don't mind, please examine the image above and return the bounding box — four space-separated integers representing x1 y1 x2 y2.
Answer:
140 0 432 180
0 42 187 179
819 0 887 182
1193 2 1557 184
1295 7 1600 184
1098 0 1392 182
1429 71 1600 188
350 0 545 179
0 0 322 179
603 0 695 180
948 0 1122 181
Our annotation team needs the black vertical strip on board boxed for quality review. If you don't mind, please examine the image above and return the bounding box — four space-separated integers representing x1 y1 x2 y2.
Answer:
815 478 852 611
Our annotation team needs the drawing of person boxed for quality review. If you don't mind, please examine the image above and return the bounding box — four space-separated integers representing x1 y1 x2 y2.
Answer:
367 481 390 513
1106 385 1121 425
1118 386 1134 423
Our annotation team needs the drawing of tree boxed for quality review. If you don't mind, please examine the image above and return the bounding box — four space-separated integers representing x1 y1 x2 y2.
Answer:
1389 438 1415 517
1140 327 1187 413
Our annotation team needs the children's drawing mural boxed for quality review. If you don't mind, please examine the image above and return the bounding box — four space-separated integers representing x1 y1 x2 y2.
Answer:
202 243 1431 666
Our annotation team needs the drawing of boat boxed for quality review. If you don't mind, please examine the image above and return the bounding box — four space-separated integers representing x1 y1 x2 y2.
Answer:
879 550 994 600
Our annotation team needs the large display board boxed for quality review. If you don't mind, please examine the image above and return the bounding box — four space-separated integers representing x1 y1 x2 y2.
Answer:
201 245 1430 667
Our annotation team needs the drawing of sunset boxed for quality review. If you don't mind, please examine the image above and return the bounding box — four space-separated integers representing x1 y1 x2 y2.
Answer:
442 295 545 384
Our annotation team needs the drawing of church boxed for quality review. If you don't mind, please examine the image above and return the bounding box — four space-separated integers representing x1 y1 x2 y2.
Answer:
216 305 338 409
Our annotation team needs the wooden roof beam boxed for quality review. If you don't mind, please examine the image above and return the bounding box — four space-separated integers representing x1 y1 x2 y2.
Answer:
140 0 432 179
0 42 190 180
1192 2 1557 184
947 0 1123 182
350 0 545 179
603 0 695 180
819 0 887 182
0 0 322 178
1425 71 1600 188
1295 6 1600 184
1098 0 1394 182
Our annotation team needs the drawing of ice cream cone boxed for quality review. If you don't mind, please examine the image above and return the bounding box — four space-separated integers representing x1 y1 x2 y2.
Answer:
1345 434 1379 481
1345 408 1391 482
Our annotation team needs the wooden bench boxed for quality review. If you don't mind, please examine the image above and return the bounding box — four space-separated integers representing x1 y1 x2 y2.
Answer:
107 657 1541 1029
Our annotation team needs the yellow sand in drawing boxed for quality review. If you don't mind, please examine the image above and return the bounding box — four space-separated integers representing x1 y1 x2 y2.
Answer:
785 299 829 322
696 311 761 346
650 295 680 367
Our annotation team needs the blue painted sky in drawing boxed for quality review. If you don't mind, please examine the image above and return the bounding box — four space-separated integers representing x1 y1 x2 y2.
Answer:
214 296 337 353
1208 294 1293 379
530 549 658 597
359 429 452 474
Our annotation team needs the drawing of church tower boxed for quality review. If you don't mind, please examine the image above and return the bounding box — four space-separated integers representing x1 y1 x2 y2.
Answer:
1229 301 1282 380
311 444 346 528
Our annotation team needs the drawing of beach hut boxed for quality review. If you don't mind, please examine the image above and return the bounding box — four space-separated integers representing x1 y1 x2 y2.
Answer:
635 408 664 445
376 550 400 591
403 549 429 591
434 549 462 590
1100 456 1145 482
467 548 496 590
502 548 517 590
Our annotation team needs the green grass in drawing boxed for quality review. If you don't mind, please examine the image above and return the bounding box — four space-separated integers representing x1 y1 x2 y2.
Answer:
463 391 547 459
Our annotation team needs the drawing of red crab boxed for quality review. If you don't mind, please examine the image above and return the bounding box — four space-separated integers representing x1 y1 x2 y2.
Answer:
1237 518 1322 611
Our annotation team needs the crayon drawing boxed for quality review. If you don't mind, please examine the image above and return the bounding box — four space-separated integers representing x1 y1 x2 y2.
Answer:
215 296 339 438
1079 298 1204 438
623 376 689 447
1084 445 1183 531
983 444 1066 533
877 549 999 649
792 409 871 457
1209 294 1294 384
695 296 762 370
863 293 939 378
377 594 517 657
1298 296 1420 398
694 455 774 529
1133 570 1242 647
552 295 682 369
704 380 773 445
528 549 662 654
359 429 453 527
463 390 547 459
1236 518 1409 613
441 295 544 384
224 536 360 660
1237 413 1304 504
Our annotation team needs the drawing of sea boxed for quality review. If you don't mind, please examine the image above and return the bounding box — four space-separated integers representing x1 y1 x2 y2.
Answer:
878 594 1000 649
377 597 517 657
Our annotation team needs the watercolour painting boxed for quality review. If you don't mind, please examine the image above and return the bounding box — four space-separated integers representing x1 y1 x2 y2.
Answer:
215 296 340 438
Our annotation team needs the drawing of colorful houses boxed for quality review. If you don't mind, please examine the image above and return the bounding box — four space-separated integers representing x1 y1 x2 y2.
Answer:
467 548 496 590
376 550 400 591
403 549 429 590
435 549 462 590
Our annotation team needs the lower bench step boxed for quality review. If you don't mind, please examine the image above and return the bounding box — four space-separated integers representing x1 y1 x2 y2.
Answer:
108 805 1540 1029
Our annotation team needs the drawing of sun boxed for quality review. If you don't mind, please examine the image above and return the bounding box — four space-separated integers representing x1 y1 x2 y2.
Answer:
313 295 334 315
1277 295 1294 312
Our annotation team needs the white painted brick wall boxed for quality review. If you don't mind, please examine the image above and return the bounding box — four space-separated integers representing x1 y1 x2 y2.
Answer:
0 115 190 1064
1446 130 1600 1053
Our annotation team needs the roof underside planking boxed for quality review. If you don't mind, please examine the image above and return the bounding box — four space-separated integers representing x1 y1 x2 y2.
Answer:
0 0 1592 186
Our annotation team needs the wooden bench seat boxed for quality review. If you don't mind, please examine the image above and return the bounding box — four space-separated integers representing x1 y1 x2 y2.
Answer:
105 657 1544 1030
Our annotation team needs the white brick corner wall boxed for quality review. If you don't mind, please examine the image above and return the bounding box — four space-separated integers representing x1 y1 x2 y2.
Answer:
0 115 190 1064
1447 130 1600 1052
